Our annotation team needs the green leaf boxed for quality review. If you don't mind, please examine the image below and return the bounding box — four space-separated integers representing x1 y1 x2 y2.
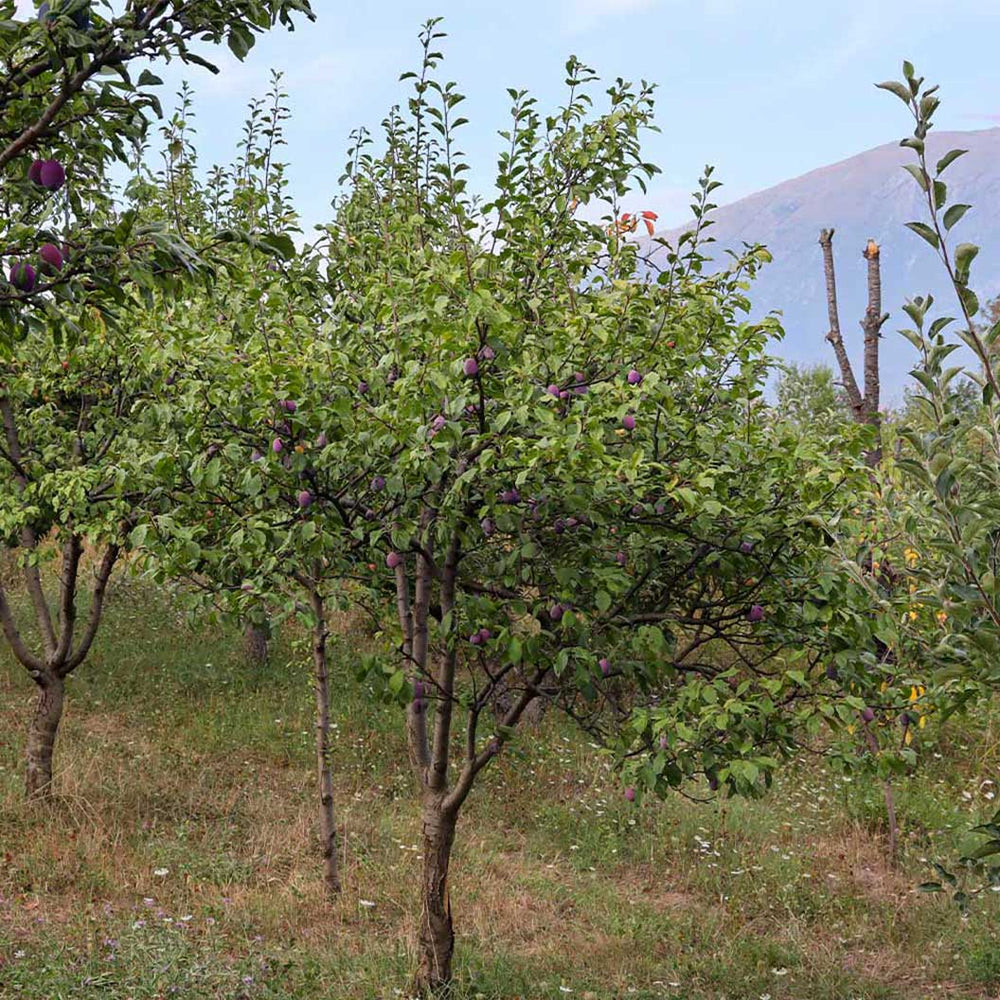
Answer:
936 149 968 175
953 242 979 286
904 222 939 250
902 163 928 192
227 24 255 60
943 204 971 231
876 80 911 103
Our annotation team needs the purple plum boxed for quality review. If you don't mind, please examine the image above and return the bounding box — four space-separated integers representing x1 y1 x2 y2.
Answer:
463 357 479 377
358 381 369 395
479 345 495 361
478 628 492 642
271 438 283 454
861 706 875 723
371 475 386 492
622 414 636 431
481 517 495 537
547 384 561 397
469 632 482 646
250 449 263 463
615 551 627 566
38 243 63 275
297 490 313 509
627 369 643 385
739 541 754 555
386 551 402 569
549 603 564 622
624 787 636 802
280 399 297 413
599 657 611 677
9 261 36 292
747 604 764 623
39 159 65 191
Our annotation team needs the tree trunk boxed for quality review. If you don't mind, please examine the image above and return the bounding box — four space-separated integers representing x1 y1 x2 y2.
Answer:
310 595 340 897
25 675 64 800
414 799 458 995
242 621 270 666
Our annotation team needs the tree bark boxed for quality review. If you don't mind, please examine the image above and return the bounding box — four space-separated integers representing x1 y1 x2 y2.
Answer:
25 674 64 800
863 721 899 860
309 588 340 897
819 229 866 422
414 798 457 995
861 238 887 467
242 621 270 666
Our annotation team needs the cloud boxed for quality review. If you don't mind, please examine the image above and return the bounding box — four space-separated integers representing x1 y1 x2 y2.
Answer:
563 0 660 32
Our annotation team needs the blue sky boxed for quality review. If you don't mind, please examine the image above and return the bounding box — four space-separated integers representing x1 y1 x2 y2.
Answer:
25 1 1000 230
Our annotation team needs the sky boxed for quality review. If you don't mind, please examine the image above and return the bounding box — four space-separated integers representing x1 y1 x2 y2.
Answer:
19 1 1000 231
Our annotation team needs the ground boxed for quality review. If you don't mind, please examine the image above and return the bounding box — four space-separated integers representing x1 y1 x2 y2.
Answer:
0 578 998 999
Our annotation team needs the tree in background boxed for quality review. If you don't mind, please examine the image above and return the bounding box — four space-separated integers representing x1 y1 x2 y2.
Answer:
775 362 850 428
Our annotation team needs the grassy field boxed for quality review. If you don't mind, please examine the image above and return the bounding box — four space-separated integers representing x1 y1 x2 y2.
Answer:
1 577 999 999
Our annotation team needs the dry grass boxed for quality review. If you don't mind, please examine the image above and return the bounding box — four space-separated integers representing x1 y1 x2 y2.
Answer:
0 582 998 998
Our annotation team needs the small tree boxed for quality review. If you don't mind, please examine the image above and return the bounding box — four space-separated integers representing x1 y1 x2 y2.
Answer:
883 63 1000 705
132 78 351 896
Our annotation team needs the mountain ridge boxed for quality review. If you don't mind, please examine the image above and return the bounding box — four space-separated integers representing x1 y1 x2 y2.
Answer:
649 128 1000 400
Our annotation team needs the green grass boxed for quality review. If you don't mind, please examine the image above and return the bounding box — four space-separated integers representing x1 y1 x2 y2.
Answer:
1 575 999 998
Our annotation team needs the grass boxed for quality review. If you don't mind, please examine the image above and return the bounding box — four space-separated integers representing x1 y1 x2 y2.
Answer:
1 576 999 998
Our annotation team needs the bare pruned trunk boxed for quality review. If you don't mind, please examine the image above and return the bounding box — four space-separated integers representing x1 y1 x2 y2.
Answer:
818 229 888 466
25 674 64 800
414 797 458 993
819 228 898 860
309 585 340 897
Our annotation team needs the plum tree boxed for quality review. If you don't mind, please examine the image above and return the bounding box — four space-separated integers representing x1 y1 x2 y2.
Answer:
879 64 1000 741
0 2 313 799
0 322 174 797
127 78 364 899
316 24 863 991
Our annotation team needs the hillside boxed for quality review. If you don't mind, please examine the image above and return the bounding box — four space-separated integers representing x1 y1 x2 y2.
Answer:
652 128 1000 400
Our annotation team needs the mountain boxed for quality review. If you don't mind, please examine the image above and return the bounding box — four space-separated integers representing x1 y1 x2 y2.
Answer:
652 128 1000 402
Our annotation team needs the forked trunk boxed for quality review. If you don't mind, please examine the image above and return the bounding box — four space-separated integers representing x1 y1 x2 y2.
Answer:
25 675 64 800
414 799 457 994
311 597 340 897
